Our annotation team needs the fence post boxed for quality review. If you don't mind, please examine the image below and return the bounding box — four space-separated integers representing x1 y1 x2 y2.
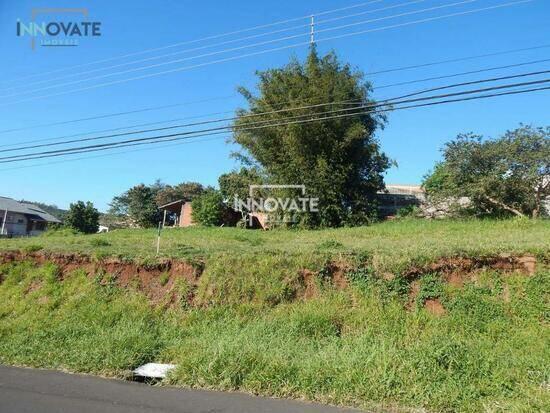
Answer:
156 221 162 256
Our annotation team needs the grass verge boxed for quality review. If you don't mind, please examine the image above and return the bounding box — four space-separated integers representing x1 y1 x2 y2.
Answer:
0 219 549 412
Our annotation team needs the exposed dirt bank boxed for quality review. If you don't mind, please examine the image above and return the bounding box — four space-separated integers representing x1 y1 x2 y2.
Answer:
0 250 542 311
0 251 200 305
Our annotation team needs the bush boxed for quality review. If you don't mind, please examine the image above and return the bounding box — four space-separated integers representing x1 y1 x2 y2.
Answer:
396 205 421 218
65 201 100 234
191 190 225 226
89 238 111 247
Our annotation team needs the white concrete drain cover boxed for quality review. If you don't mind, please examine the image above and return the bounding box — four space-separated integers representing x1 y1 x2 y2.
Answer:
133 363 176 379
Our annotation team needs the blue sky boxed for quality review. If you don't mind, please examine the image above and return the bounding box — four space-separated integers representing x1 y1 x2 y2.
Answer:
0 0 548 211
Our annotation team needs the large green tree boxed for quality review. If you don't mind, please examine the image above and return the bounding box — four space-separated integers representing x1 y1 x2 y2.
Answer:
423 125 549 218
65 201 100 234
232 48 391 227
218 167 263 202
109 184 161 228
155 181 205 206
191 189 226 226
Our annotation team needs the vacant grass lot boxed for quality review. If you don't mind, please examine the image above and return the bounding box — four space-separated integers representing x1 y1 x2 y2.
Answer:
0 219 549 412
1 218 549 273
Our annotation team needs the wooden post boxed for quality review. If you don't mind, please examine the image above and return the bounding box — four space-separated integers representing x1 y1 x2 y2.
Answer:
162 209 167 228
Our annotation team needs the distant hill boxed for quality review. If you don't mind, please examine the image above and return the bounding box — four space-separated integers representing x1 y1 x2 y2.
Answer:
19 200 67 222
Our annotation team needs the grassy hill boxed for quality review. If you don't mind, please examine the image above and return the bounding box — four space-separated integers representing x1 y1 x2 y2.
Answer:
0 219 548 412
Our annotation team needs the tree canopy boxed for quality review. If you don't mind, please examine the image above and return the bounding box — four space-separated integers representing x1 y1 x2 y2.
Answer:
155 181 205 206
232 48 391 227
65 201 100 234
191 189 226 226
423 125 549 218
218 167 263 202
108 181 208 228
109 184 161 228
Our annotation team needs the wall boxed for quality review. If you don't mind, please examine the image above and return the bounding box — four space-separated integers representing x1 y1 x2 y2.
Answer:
179 202 195 227
1 212 28 236
0 212 48 237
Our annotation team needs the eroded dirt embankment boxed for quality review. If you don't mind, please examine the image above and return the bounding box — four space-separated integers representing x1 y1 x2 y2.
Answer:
0 250 201 305
404 254 538 279
0 250 541 309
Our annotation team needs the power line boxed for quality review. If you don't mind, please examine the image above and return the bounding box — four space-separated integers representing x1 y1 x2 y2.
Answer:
316 0 426 26
390 69 550 99
0 103 391 161
0 0 481 100
1 0 386 86
4 69 547 155
316 0 479 35
1 0 426 94
3 78 548 164
315 0 534 44
1 85 548 171
3 39 548 140
364 44 550 76
375 58 550 89
4 84 549 164
0 94 238 135
1 0 532 107
0 135 230 173
0 113 231 149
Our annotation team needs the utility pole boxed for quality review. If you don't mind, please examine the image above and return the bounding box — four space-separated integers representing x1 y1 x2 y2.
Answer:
310 15 315 45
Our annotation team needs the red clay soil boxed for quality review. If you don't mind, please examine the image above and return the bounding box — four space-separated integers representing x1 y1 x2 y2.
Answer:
424 299 446 316
0 250 541 309
325 261 350 289
0 250 201 306
405 254 539 315
298 269 319 299
404 254 538 279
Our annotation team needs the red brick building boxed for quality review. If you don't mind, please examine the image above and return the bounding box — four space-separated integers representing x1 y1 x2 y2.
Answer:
158 199 194 228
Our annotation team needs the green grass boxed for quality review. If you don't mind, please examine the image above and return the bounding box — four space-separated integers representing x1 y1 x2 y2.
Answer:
1 218 549 274
0 219 549 412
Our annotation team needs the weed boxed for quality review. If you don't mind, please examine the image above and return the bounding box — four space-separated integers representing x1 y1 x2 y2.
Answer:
22 244 43 253
316 240 344 250
159 272 170 287
416 273 445 305
89 238 111 247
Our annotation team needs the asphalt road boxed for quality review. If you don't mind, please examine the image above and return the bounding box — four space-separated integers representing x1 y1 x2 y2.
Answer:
0 365 363 413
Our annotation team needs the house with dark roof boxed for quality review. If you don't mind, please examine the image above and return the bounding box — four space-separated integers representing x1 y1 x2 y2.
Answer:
0 197 62 237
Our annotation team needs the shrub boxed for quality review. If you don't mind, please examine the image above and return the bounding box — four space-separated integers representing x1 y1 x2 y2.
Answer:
416 273 445 305
65 201 100 234
191 190 225 226
396 205 421 218
22 244 43 253
89 238 111 247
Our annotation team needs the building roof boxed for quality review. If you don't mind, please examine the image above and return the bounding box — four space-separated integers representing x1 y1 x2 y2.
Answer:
379 185 425 196
0 197 62 223
158 199 189 214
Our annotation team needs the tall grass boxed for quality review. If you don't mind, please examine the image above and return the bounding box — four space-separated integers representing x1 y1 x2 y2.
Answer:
0 258 548 412
1 219 548 274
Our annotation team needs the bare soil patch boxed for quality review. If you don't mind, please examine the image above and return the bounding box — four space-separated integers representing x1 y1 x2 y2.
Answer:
0 251 200 306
